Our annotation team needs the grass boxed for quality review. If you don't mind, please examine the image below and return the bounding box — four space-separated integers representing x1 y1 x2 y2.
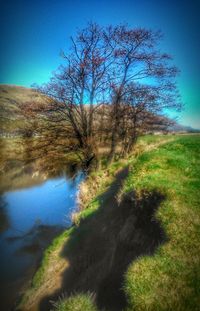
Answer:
0 84 47 132
19 134 200 311
124 135 200 311
18 227 75 308
53 293 98 311
32 228 74 289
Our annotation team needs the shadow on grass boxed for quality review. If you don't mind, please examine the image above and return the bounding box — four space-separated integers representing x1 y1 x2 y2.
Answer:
39 167 167 311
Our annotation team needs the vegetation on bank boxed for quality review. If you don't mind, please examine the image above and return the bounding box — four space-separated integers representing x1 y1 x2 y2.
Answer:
124 135 200 310
19 135 200 311
53 293 98 311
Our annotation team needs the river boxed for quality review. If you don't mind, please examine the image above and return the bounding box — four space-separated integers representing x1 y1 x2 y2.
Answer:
0 165 84 310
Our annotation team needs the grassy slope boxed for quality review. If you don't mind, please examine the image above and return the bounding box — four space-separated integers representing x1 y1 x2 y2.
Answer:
124 135 200 310
20 135 200 311
0 85 45 113
0 84 47 132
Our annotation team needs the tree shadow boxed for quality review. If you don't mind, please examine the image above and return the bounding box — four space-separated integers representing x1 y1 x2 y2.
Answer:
39 167 167 311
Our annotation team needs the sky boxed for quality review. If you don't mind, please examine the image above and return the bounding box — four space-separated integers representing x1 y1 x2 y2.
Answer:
0 0 199 128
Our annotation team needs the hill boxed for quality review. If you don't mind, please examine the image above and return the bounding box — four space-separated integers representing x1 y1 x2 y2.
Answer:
0 84 47 134
1 84 199 136
169 122 200 133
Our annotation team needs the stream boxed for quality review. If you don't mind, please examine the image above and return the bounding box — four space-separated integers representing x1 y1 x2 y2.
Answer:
0 166 84 310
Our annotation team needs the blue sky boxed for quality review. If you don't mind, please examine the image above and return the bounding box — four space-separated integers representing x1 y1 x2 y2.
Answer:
0 0 199 128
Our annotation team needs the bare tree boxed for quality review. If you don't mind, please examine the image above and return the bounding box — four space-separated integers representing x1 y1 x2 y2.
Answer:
119 81 180 155
106 26 181 161
33 22 114 167
24 23 181 167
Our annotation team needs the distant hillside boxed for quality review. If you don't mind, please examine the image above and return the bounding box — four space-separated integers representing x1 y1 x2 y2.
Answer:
1 84 199 136
168 123 200 133
0 84 47 134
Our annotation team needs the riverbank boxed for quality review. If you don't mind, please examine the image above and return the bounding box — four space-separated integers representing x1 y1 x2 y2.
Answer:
19 134 200 311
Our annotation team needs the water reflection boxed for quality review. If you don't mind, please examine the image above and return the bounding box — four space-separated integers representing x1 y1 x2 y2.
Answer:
0 162 84 310
0 135 81 194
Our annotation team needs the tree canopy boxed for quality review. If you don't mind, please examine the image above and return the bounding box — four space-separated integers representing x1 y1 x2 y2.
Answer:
26 22 181 167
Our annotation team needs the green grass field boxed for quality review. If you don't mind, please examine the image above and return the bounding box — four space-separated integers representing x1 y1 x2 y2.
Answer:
123 135 200 310
20 135 200 311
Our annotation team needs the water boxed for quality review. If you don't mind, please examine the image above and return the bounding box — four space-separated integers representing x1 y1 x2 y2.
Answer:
0 169 84 310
